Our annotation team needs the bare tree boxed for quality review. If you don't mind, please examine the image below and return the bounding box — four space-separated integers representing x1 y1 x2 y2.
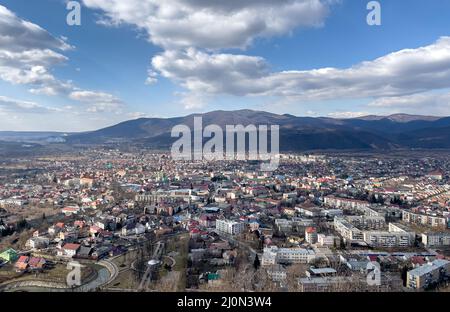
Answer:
286 264 307 292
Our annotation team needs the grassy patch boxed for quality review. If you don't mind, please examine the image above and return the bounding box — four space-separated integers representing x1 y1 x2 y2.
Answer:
109 269 139 290
171 233 189 291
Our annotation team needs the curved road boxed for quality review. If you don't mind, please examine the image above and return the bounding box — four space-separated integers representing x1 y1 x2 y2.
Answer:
1 232 184 292
74 259 118 291
0 259 118 292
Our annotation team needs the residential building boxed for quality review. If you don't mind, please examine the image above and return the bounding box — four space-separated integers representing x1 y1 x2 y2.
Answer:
266 264 287 282
422 233 450 247
362 223 415 248
317 234 340 247
26 237 50 249
262 246 316 265
305 227 318 244
61 206 80 216
58 243 81 258
363 231 414 248
216 219 245 235
334 218 364 242
15 256 29 271
306 267 337 278
298 276 351 292
403 211 447 228
0 248 18 263
407 260 450 289
345 215 386 230
324 196 370 211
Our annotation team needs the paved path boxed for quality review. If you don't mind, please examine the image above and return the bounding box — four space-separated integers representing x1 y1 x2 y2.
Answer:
0 259 118 292
138 241 164 291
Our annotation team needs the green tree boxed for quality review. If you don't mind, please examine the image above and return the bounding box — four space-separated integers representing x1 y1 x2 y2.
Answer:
17 218 28 230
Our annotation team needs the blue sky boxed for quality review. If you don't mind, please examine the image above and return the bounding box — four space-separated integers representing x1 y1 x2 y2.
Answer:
0 0 450 131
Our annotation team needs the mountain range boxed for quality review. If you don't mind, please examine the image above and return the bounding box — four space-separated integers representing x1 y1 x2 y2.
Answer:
3 110 450 151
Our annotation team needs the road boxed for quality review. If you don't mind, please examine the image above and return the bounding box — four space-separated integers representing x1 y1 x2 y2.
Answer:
0 259 118 292
1 231 185 292
137 241 164 291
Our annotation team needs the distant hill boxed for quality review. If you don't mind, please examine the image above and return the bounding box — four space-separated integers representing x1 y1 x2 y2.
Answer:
64 110 450 151
354 113 441 123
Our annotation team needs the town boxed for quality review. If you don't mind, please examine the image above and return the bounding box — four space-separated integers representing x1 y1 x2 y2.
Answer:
0 148 449 292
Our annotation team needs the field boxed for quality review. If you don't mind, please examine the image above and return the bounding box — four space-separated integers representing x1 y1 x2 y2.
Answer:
0 261 100 286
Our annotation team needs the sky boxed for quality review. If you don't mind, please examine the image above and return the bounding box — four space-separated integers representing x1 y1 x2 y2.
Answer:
0 0 450 131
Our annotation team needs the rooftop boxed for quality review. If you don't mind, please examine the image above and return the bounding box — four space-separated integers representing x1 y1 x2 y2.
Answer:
63 243 81 251
408 259 450 277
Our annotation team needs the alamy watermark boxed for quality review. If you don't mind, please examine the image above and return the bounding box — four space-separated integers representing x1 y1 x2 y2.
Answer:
170 117 280 171
66 261 84 287
66 1 81 26
367 1 381 26
366 261 381 286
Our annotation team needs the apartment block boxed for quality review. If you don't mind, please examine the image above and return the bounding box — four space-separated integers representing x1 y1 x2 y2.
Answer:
215 219 245 235
345 215 386 230
317 234 340 247
324 196 370 211
402 211 447 228
262 246 316 265
362 223 415 248
334 218 364 242
422 233 450 247
407 260 450 289
363 231 414 248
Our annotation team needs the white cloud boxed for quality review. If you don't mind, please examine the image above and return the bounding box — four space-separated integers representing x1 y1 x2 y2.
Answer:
69 90 125 113
83 0 330 50
145 69 158 85
0 5 72 52
0 94 145 131
0 5 73 95
327 111 371 119
85 0 450 114
127 111 154 119
368 91 450 115
0 49 67 68
151 37 450 104
152 48 268 96
0 95 61 113
177 91 209 110
0 5 131 123
83 0 339 110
